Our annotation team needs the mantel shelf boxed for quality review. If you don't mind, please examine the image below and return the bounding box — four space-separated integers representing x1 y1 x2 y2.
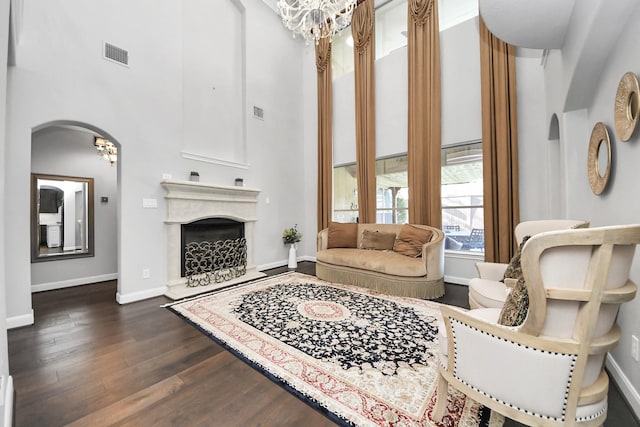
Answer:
161 179 261 201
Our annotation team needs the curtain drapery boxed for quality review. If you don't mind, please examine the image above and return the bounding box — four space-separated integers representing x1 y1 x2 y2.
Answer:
352 0 376 224
316 37 333 232
479 17 520 263
407 0 442 227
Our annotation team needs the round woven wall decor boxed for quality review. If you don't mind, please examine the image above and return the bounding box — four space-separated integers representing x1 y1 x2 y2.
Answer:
588 122 611 195
614 72 640 142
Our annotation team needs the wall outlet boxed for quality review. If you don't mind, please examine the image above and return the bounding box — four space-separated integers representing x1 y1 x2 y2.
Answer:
632 335 639 362
142 268 150 279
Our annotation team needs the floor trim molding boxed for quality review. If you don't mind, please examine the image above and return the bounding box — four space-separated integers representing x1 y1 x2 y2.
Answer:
31 273 118 293
6 310 34 329
444 275 470 286
606 354 640 419
116 286 167 305
258 256 317 272
2 376 13 427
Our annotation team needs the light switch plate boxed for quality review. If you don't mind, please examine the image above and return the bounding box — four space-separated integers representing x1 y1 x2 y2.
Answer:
142 198 157 208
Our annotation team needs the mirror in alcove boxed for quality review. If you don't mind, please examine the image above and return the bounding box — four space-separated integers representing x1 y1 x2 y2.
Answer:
31 173 94 262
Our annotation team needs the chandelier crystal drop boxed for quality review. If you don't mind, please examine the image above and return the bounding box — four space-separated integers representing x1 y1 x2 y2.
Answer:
94 137 117 166
277 0 358 44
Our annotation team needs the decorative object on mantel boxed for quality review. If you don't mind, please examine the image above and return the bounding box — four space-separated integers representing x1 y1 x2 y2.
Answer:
184 238 247 287
234 178 243 187
614 71 640 142
277 0 357 45
94 136 117 166
166 272 503 426
189 171 199 182
587 122 612 195
283 224 302 269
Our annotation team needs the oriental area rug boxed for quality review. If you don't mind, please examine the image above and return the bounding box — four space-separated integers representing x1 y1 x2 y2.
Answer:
167 272 504 427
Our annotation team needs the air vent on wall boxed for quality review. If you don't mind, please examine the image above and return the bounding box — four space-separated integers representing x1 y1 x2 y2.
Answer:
253 106 264 120
103 42 129 66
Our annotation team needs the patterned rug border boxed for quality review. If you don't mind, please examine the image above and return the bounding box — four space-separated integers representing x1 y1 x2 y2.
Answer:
166 272 500 427
166 273 353 426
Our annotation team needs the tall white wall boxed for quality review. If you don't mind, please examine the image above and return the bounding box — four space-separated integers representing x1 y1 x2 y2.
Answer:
5 0 307 322
30 126 118 289
539 0 640 415
0 0 12 423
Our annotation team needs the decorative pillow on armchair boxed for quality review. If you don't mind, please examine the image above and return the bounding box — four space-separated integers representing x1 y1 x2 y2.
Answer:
502 235 532 282
327 222 358 248
393 225 433 257
360 230 397 250
498 277 529 326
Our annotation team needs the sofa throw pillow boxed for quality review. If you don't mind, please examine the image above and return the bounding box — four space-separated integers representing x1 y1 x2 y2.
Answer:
393 225 433 257
498 277 529 326
360 230 397 250
502 235 532 282
327 222 358 248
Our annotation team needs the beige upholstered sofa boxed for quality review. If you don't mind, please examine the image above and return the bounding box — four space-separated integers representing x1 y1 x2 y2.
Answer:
316 223 445 299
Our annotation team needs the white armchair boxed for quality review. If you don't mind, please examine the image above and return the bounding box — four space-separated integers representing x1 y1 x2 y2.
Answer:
468 219 589 309
434 224 640 426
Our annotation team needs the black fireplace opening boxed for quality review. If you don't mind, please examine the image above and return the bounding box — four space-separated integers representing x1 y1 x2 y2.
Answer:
181 218 244 277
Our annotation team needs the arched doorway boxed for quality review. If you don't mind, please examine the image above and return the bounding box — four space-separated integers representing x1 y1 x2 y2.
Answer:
30 120 120 296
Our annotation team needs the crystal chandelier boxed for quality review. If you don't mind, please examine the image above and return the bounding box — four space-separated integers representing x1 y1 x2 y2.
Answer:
277 0 358 44
94 137 117 166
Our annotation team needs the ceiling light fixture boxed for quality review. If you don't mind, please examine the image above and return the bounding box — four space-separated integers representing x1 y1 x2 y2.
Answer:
94 137 117 166
277 0 358 44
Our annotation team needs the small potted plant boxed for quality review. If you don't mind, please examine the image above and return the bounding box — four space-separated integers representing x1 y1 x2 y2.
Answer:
282 224 302 269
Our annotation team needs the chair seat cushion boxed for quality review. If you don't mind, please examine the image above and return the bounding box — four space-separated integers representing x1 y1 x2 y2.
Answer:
317 248 426 277
468 278 509 309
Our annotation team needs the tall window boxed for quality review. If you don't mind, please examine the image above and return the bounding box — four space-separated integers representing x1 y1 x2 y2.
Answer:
376 155 408 224
333 163 359 223
332 0 409 80
441 141 484 252
333 155 409 224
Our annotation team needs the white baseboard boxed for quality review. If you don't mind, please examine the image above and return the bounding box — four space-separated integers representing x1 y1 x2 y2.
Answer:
6 310 34 329
257 260 287 271
606 354 640 419
2 376 13 427
444 275 470 286
31 273 118 293
116 286 167 304
258 256 316 272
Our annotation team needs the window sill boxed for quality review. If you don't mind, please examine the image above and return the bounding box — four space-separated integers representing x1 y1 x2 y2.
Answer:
444 250 485 261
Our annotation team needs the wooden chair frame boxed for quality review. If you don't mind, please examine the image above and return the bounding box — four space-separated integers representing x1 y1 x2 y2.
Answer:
435 225 640 426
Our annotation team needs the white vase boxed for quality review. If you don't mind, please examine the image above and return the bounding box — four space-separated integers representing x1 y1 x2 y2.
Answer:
288 243 297 269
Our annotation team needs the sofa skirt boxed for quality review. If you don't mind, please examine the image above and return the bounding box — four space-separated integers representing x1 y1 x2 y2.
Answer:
316 261 445 300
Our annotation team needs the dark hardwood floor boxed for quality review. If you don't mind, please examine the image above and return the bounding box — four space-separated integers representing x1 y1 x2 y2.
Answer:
8 262 639 426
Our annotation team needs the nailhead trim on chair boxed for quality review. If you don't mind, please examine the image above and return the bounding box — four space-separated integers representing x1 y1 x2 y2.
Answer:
448 317 581 423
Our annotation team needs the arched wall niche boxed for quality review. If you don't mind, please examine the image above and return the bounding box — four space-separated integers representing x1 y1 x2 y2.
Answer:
546 113 563 217
181 0 248 169
548 113 560 140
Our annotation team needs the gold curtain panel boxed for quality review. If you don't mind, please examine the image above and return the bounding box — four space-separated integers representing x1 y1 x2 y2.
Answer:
316 38 333 231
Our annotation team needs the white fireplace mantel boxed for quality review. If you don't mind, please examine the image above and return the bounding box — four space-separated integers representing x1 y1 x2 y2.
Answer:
161 179 265 300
